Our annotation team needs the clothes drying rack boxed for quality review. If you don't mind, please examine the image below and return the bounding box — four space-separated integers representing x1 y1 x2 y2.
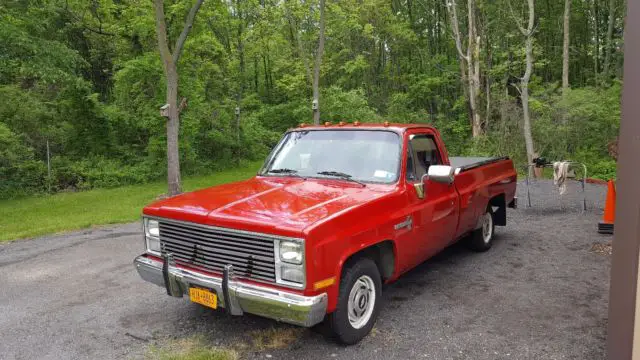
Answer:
524 161 588 212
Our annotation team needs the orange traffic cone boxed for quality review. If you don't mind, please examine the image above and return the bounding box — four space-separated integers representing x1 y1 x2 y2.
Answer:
598 180 616 234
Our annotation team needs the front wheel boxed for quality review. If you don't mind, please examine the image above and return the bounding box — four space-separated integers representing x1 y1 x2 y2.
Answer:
327 258 382 345
467 205 495 252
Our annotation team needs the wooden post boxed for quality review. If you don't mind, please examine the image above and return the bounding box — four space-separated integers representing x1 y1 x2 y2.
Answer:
606 0 640 357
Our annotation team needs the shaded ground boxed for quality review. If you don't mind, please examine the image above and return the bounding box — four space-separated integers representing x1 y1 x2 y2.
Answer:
0 180 611 359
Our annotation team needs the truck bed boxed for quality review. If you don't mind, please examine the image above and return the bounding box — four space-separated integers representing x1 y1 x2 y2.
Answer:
450 156 510 172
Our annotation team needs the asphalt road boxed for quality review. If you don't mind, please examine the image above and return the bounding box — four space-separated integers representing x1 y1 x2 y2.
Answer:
0 180 611 360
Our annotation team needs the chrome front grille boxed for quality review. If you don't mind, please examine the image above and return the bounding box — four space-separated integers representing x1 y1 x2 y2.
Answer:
158 220 276 282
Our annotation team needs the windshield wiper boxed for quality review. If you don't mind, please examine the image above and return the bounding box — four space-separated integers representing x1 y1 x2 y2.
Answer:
316 171 366 187
266 168 304 178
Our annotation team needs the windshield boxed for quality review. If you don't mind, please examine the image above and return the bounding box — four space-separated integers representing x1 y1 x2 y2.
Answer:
260 130 401 184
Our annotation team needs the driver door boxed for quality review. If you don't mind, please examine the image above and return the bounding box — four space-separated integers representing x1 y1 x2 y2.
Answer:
404 132 460 264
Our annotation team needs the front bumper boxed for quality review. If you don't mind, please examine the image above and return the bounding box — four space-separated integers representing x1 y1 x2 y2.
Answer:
134 255 327 327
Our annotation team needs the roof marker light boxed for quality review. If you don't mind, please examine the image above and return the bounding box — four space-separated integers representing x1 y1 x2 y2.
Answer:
383 121 390 127
324 122 331 126
353 121 360 126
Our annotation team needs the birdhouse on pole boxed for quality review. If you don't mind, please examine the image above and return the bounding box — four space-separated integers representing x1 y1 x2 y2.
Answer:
160 104 170 118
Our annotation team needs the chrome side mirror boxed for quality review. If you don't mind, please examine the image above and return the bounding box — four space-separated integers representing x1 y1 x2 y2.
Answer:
413 165 456 199
426 165 455 184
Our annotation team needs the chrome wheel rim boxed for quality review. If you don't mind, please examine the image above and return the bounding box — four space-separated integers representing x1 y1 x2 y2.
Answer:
482 212 493 244
347 275 376 329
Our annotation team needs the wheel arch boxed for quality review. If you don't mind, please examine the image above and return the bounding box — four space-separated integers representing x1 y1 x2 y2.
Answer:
339 239 397 284
488 193 507 226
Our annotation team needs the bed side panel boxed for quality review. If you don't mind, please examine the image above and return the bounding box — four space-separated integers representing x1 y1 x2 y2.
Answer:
453 159 517 238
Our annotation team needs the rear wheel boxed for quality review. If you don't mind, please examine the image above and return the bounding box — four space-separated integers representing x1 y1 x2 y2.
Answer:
327 258 382 345
467 206 495 252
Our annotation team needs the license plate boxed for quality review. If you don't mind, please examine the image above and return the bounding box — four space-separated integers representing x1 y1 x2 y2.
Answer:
189 287 217 309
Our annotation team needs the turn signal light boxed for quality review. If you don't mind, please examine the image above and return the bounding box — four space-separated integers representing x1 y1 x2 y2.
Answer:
313 277 336 290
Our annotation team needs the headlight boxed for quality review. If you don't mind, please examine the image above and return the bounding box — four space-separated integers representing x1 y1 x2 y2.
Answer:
143 218 161 255
275 239 304 288
279 241 303 264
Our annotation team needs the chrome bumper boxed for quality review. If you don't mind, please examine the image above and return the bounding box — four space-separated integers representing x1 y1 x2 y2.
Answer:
133 255 327 327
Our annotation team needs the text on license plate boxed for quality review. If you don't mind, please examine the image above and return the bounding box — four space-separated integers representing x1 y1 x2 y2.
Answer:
189 287 217 309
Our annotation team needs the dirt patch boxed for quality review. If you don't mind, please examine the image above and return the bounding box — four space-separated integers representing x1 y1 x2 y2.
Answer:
591 242 613 256
247 327 303 351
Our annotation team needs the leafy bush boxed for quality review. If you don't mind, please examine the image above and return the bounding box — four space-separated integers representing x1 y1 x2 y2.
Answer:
0 123 48 198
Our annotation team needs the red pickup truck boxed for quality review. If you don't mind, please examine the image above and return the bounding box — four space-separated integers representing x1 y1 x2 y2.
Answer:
134 123 517 344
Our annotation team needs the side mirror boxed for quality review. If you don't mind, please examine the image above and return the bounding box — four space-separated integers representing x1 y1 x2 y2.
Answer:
413 165 456 199
425 165 455 184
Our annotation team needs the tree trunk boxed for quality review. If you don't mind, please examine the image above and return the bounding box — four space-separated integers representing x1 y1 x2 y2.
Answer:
509 0 537 165
447 0 470 128
562 0 571 95
519 0 537 165
485 41 492 127
236 0 245 143
447 0 482 137
153 0 204 196
522 35 535 165
591 0 600 85
312 0 326 125
253 55 259 92
467 0 482 137
166 67 182 195
603 0 616 78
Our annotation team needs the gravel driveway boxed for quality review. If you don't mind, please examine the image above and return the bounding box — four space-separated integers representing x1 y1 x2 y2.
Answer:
0 180 612 359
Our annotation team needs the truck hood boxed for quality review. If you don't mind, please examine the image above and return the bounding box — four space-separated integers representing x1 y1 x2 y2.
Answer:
143 177 393 234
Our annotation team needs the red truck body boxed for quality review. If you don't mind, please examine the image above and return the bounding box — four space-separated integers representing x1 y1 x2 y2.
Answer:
136 123 517 343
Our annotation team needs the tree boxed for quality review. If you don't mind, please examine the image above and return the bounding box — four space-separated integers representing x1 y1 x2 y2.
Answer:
510 0 537 165
312 0 326 125
446 0 483 137
603 0 616 79
234 0 246 142
0 0 628 199
590 0 600 85
153 0 205 196
562 0 571 94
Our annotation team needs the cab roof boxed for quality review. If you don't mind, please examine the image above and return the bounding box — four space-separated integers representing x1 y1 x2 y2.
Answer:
288 122 436 133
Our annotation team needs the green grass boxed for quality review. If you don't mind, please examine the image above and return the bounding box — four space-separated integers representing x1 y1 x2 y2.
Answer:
0 161 262 242
152 347 237 360
147 337 238 360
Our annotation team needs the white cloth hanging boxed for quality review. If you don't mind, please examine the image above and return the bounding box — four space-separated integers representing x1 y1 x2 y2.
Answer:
553 161 571 195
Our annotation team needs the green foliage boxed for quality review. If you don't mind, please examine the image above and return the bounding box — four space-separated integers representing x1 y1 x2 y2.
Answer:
462 83 622 178
0 0 625 199
0 123 48 198
321 87 380 122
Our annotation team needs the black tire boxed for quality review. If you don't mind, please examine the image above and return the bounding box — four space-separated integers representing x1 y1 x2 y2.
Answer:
467 205 495 252
327 257 382 345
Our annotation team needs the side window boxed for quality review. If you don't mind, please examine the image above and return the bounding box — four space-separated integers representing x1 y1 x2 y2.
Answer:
408 135 441 180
